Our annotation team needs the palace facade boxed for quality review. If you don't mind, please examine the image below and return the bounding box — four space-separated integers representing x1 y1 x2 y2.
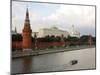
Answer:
31 26 80 38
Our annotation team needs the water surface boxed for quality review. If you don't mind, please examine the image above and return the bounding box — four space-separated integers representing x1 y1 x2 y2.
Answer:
12 48 95 74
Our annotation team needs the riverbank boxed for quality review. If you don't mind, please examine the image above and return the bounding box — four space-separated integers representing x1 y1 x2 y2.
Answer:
12 45 95 58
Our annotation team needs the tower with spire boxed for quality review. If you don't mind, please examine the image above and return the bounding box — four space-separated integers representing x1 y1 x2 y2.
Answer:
22 8 32 51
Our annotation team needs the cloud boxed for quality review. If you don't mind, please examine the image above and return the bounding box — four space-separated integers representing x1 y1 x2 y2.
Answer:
45 5 95 28
38 4 95 36
12 1 95 36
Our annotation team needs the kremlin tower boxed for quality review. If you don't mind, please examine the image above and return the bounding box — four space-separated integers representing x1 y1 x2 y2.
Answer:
22 8 32 51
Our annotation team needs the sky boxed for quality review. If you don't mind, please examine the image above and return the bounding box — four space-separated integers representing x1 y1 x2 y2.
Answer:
12 1 96 36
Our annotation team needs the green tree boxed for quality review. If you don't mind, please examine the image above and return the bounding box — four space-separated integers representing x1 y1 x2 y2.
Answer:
12 33 22 41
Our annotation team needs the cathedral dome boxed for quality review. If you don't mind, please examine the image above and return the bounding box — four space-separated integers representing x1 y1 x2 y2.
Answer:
69 25 80 38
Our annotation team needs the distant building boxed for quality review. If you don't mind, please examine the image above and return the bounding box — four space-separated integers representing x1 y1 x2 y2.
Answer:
36 27 69 38
32 32 39 38
69 25 80 38
12 27 17 35
32 26 80 38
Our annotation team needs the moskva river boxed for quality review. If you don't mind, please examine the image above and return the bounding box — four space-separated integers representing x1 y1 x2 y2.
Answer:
11 48 95 74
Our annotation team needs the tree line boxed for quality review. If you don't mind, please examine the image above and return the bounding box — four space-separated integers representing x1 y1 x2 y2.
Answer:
12 34 96 46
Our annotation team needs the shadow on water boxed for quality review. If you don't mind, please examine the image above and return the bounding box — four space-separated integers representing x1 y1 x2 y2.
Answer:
22 57 33 73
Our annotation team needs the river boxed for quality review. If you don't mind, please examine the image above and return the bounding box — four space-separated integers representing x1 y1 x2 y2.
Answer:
11 48 96 74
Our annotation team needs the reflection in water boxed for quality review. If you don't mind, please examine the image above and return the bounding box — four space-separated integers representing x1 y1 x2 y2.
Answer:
22 57 32 73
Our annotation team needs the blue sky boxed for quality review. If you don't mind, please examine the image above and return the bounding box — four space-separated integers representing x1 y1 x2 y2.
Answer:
12 1 95 36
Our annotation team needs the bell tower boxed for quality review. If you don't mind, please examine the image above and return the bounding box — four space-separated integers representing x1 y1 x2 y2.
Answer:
22 8 32 51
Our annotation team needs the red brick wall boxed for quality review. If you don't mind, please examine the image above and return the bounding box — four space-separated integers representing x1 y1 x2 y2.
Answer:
32 42 65 49
12 42 22 49
12 41 65 49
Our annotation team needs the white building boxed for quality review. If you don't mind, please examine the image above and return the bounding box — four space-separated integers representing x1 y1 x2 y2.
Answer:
69 25 80 38
32 25 80 38
32 27 69 38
